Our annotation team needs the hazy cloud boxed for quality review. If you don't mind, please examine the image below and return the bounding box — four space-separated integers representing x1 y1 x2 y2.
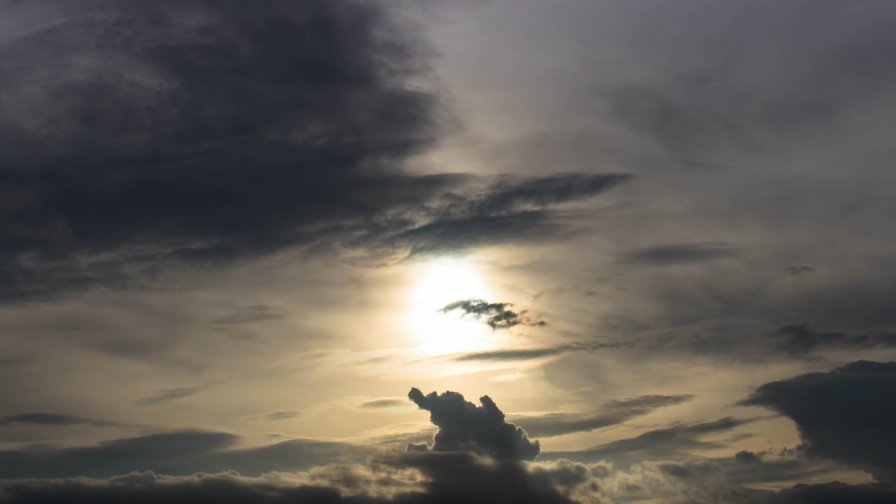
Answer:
359 398 408 409
134 387 201 406
545 417 754 464
454 342 618 362
0 413 114 427
775 324 896 357
621 242 739 266
512 394 694 438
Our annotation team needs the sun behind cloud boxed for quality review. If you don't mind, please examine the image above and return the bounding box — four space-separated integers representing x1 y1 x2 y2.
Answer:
405 258 497 355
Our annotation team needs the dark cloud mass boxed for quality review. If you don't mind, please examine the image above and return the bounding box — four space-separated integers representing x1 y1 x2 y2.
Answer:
408 387 540 461
741 360 896 482
440 299 546 330
0 0 628 302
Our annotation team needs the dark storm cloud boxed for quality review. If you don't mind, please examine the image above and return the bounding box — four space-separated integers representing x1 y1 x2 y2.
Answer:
440 299 545 330
774 323 896 357
545 417 754 464
408 387 540 461
0 412 113 427
0 430 358 479
0 0 630 302
134 387 201 406
511 394 694 438
740 360 896 482
621 242 739 266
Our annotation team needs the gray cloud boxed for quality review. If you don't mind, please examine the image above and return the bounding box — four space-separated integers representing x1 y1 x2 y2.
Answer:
741 360 896 482
0 431 358 479
512 394 694 438
408 387 540 461
0 413 114 427
212 305 288 326
0 452 579 504
440 299 545 330
784 266 815 277
621 242 739 266
359 398 408 409
454 342 619 362
134 387 201 406
774 323 896 357
545 417 754 464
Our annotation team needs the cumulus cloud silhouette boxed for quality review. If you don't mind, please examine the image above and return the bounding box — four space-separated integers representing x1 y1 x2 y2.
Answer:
408 387 540 461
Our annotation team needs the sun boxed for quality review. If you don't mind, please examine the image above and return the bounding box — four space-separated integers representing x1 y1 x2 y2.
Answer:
405 258 496 354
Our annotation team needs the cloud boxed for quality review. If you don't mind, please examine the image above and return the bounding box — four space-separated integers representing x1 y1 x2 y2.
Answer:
764 482 896 504
511 394 694 438
134 387 201 406
263 411 298 421
0 431 359 479
0 453 581 504
212 305 288 326
359 398 408 409
544 417 754 464
453 342 619 362
383 173 631 256
774 323 896 357
740 360 896 482
440 299 546 330
407 387 540 461
621 242 739 266
784 266 815 277
0 413 114 427
0 0 630 303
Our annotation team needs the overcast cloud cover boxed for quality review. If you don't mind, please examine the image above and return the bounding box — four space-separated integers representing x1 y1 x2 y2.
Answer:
1 0 895 502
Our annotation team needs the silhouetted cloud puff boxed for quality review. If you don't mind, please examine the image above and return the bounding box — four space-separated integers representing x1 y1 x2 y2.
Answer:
741 360 896 482
408 388 540 461
621 242 739 266
512 394 694 437
775 323 896 357
440 299 545 330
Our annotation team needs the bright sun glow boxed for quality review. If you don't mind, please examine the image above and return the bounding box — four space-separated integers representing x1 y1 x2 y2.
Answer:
405 258 497 355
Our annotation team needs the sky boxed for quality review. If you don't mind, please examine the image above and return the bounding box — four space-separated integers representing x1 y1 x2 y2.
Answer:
0 1 895 502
